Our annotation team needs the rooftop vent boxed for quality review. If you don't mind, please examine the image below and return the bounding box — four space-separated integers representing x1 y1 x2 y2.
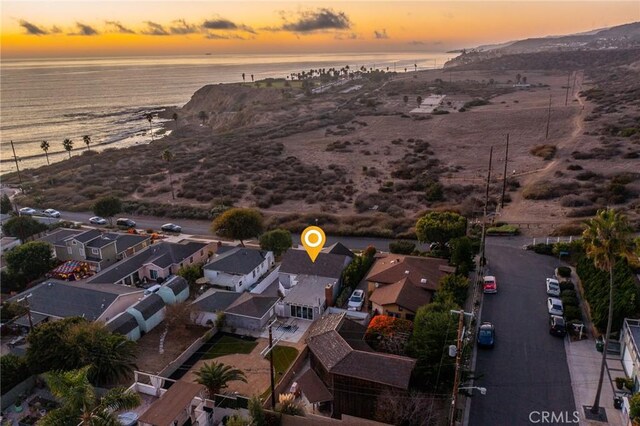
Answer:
421 278 427 284
405 270 410 275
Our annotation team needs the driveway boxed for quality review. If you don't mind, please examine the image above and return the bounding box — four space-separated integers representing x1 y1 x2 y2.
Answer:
469 237 576 425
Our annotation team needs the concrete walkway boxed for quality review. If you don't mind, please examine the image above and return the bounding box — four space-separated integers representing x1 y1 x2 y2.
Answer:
565 338 625 425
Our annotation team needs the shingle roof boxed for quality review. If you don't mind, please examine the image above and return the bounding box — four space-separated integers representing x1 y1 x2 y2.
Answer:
280 249 350 279
71 229 102 244
106 312 139 335
130 294 165 320
138 380 205 426
226 293 279 318
192 290 242 312
369 277 432 313
164 275 189 295
204 247 268 275
7 280 124 321
113 233 150 254
38 229 83 246
282 275 332 306
297 368 333 403
325 242 355 258
366 254 451 291
306 313 415 389
88 242 206 284
86 235 117 249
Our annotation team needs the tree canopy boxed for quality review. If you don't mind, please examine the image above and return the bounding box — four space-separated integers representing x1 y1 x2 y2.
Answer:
0 193 12 214
415 211 467 245
212 208 263 246
259 229 292 257
2 215 48 241
92 196 122 224
5 241 54 283
195 361 247 397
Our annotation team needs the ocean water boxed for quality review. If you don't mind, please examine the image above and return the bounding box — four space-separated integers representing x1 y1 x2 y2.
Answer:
0 52 451 173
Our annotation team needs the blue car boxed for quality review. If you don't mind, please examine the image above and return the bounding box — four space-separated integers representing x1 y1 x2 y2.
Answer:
477 322 495 348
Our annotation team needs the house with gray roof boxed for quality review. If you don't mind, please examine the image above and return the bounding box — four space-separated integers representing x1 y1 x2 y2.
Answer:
41 228 151 272
157 275 190 304
127 293 166 333
87 241 212 286
304 312 416 420
106 311 141 341
203 246 274 292
278 248 352 321
7 279 144 329
191 289 278 330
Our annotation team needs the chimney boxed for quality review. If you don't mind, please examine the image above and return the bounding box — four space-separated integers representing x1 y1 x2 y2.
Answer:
325 283 334 308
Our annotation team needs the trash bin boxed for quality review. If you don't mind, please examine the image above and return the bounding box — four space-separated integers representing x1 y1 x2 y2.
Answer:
596 337 604 352
614 396 623 409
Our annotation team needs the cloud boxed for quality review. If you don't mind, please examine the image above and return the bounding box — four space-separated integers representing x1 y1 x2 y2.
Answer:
373 29 389 39
50 26 62 34
142 21 169 36
335 32 359 40
280 8 351 32
19 20 48 35
204 32 246 40
202 18 255 34
105 20 135 34
69 22 99 36
408 40 425 45
170 19 198 34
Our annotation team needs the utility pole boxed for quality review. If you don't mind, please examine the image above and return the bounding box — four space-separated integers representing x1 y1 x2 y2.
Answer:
17 293 33 330
500 134 509 209
480 146 493 268
261 320 280 409
545 94 552 139
571 71 578 96
565 70 571 106
449 309 474 426
9 140 24 192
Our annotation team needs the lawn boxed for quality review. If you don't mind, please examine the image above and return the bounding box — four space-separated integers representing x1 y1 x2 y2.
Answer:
202 335 258 360
271 345 299 378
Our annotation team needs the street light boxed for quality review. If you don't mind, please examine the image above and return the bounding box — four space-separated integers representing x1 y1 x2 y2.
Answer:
459 386 487 395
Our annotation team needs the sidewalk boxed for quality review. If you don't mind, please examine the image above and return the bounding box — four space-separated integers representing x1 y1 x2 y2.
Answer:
565 338 625 426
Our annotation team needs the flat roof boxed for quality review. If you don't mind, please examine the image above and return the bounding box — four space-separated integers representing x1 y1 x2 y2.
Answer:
138 380 205 426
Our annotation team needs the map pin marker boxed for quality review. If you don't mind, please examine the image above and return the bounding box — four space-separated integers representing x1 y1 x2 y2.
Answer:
301 226 326 263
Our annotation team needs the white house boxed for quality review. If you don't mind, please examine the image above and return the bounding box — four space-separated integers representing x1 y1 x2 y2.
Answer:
621 318 640 391
203 246 274 292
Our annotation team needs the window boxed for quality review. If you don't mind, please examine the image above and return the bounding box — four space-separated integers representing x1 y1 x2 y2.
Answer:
150 270 158 279
72 240 77 245
91 248 99 255
200 250 204 256
253 270 256 278
190 256 194 264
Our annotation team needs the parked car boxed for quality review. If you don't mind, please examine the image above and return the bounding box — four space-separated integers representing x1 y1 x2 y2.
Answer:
483 276 497 294
549 315 567 337
477 322 495 348
546 278 561 297
19 207 36 216
161 223 182 233
547 297 564 316
89 216 108 225
347 289 365 311
116 218 136 228
43 208 61 218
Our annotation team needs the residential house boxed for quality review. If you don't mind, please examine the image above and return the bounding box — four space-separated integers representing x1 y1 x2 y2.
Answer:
40 228 151 272
621 318 640 391
106 311 141 341
203 246 274 292
7 279 145 328
278 248 352 321
157 275 190 304
88 241 211 286
365 254 454 320
303 312 415 420
137 380 208 426
127 294 166 334
192 289 279 330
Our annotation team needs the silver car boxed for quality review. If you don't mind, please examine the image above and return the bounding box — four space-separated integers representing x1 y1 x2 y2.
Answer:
19 207 36 216
546 278 561 297
44 208 61 218
547 297 564 316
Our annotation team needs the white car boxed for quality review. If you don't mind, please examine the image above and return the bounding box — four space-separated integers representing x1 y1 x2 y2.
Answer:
89 216 108 225
546 278 561 297
547 297 564 316
348 289 365 311
44 208 61 218
19 207 36 216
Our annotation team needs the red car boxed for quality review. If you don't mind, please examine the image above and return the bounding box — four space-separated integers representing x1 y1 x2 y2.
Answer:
483 276 497 294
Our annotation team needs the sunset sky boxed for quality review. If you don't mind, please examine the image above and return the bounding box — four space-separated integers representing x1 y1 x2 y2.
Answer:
2 1 638 58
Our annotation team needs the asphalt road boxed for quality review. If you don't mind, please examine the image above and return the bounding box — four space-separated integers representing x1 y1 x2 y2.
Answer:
49 210 419 251
469 237 576 426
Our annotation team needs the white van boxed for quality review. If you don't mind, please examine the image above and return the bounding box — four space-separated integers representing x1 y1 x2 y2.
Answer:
144 284 162 296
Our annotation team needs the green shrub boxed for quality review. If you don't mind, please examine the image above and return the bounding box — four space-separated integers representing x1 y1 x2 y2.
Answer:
557 266 572 278
562 295 579 307
564 306 582 322
463 99 490 109
1 355 30 395
530 243 554 256
561 290 577 299
486 224 519 235
389 240 416 254
559 281 575 292
530 144 557 160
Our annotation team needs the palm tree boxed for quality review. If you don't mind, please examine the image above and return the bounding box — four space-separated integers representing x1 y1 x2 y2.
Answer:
146 113 154 141
172 112 179 130
62 138 73 158
161 149 175 199
194 361 247 397
83 135 91 151
40 366 140 426
583 208 636 415
41 140 50 165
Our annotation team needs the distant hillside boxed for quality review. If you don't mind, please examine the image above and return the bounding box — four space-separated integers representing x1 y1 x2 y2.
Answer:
445 21 640 68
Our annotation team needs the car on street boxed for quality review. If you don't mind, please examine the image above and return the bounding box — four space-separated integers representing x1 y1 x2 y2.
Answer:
547 297 564 316
89 216 108 225
161 223 182 233
347 289 365 311
477 322 495 348
549 315 567 337
546 278 561 297
116 218 136 228
483 276 497 294
43 208 61 218
19 207 36 216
